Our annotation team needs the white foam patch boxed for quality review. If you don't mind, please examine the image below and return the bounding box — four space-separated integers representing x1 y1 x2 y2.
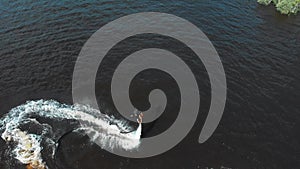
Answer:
0 100 141 169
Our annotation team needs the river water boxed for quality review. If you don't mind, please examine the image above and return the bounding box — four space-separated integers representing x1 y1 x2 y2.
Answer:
0 0 299 169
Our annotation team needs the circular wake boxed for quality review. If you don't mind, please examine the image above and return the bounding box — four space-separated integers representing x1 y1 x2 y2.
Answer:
0 100 141 169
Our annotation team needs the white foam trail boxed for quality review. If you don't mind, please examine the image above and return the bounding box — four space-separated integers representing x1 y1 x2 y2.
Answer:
2 129 46 168
0 100 141 169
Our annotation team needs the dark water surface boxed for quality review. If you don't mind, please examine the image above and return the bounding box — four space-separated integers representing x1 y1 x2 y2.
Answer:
0 0 299 169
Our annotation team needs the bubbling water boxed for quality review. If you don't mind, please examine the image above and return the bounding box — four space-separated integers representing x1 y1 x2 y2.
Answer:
0 100 141 169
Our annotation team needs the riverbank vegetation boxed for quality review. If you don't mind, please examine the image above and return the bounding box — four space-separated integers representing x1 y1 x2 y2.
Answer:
258 0 300 14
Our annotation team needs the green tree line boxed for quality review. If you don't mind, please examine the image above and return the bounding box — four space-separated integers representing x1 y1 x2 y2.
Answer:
258 0 300 14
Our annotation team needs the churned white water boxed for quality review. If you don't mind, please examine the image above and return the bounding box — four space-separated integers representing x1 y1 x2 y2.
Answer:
0 100 141 169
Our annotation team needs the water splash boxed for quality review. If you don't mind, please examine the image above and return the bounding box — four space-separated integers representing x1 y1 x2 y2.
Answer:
0 100 141 169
